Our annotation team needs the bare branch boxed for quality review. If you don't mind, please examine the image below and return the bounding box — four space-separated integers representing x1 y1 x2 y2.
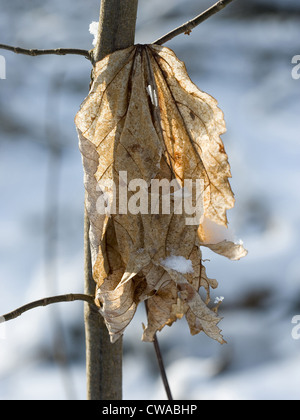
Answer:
0 43 92 60
153 0 236 45
0 1 236 63
1 294 96 322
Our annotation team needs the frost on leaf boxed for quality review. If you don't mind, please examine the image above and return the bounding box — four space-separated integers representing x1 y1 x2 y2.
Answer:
75 44 247 344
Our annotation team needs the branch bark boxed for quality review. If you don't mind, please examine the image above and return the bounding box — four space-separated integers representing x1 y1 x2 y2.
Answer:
84 0 138 401
0 43 91 60
153 0 236 45
93 0 138 63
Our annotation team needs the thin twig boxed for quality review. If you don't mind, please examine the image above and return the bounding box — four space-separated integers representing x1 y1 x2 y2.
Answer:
0 43 92 60
145 302 173 400
0 1 236 63
153 334 173 400
153 0 236 45
1 294 96 322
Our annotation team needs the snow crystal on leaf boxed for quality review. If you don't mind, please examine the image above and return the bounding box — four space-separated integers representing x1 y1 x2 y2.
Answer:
161 256 194 274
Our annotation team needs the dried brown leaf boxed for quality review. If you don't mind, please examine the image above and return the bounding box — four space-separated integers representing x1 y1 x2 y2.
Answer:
75 44 247 344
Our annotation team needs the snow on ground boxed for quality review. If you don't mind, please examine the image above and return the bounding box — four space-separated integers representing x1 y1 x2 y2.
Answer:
0 0 300 400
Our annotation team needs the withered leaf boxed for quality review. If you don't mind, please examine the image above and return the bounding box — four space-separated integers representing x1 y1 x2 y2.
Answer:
75 44 247 344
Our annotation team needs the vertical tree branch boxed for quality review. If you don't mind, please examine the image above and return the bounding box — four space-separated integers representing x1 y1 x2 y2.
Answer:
84 0 138 401
94 0 138 63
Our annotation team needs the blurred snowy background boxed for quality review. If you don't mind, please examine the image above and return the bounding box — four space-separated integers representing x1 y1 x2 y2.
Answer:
0 0 300 400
